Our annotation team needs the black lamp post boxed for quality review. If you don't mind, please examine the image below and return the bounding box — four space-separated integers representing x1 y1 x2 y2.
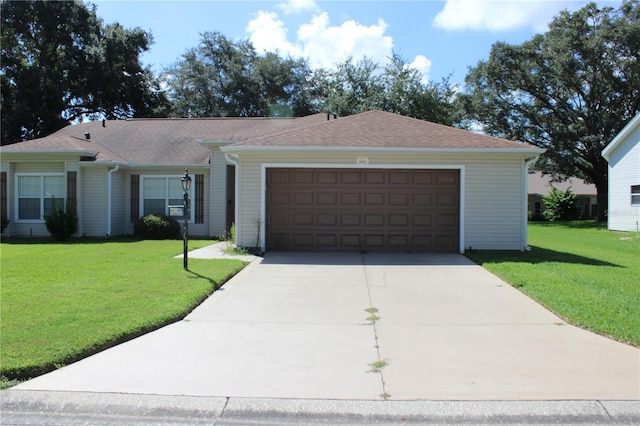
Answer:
181 169 192 271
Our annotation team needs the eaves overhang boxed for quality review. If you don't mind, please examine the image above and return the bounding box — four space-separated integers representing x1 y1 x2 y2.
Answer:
220 145 546 155
602 112 640 161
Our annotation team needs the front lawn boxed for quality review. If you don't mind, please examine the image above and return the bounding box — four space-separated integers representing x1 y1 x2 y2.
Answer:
0 239 245 382
466 222 640 346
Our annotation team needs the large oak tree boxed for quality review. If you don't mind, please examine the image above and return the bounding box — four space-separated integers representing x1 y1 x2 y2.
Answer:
1 0 169 145
460 0 640 220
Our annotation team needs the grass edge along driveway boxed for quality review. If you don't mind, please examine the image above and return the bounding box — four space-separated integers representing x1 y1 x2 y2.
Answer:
466 222 640 348
1 239 246 385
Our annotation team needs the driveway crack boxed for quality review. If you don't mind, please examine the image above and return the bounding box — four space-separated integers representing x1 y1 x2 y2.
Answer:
361 254 390 400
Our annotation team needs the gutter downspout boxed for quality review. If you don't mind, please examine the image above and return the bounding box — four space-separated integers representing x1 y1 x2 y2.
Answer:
107 164 120 238
224 153 240 247
522 157 537 251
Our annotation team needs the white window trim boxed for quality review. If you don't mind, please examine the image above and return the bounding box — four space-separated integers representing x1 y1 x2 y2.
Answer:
14 173 66 223
140 175 194 222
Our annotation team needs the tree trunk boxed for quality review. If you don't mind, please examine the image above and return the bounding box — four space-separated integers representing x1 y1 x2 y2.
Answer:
593 176 608 223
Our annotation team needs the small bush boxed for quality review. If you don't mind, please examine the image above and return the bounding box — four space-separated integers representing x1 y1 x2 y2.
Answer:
133 214 181 240
43 202 78 241
542 187 582 221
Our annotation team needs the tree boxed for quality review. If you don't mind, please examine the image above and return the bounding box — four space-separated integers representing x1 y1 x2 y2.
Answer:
165 32 317 117
319 54 459 125
1 0 169 145
460 0 640 221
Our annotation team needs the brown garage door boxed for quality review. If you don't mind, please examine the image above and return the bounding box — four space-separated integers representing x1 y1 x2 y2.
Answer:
266 168 460 252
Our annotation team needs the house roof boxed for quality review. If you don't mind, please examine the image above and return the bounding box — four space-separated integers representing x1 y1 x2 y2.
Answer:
1 110 543 164
1 117 286 165
224 110 543 152
528 171 596 196
602 112 640 161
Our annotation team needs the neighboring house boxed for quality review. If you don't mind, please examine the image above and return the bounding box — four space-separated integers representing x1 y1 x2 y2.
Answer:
602 113 640 232
527 171 598 220
0 110 544 252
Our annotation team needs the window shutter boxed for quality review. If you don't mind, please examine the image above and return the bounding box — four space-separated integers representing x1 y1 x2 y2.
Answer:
66 171 77 211
1 171 7 222
131 174 139 222
195 174 204 224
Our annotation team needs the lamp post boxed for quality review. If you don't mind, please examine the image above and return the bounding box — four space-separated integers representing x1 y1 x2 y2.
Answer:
181 169 192 271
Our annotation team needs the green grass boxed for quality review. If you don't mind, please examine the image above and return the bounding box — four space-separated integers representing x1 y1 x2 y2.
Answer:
466 222 640 346
0 239 246 382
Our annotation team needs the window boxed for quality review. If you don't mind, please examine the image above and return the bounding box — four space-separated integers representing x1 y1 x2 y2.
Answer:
632 185 640 205
16 174 65 221
141 176 192 220
534 201 542 216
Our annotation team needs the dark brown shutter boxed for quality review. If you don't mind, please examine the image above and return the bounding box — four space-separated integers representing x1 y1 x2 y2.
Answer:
195 174 204 224
131 174 139 222
66 171 77 211
1 171 7 222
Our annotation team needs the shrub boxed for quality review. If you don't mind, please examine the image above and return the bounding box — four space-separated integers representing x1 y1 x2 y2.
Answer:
542 187 582 221
133 214 181 240
43 202 78 241
1 217 9 233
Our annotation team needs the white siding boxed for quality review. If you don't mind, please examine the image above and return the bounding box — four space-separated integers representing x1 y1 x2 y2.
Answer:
110 170 126 236
232 151 529 251
81 166 108 237
209 148 228 237
607 125 640 232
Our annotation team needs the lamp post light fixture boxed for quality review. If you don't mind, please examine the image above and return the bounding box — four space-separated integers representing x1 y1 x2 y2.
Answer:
181 169 192 271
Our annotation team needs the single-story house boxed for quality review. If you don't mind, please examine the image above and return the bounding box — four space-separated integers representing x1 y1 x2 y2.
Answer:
1 110 544 252
602 113 640 232
527 171 597 220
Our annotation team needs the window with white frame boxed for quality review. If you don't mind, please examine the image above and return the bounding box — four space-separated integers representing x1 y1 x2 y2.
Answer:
16 174 65 221
141 176 192 220
632 185 640 205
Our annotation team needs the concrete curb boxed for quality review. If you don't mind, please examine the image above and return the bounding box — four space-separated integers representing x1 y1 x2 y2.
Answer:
2 390 639 425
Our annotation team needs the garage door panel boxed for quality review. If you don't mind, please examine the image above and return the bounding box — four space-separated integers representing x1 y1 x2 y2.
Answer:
389 214 409 227
293 192 313 205
341 193 361 205
317 192 338 205
341 214 361 226
266 168 459 252
412 193 433 206
293 170 313 183
389 193 410 205
364 171 385 184
293 213 313 226
317 170 338 184
293 233 314 247
317 213 337 226
365 193 385 205
340 234 361 248
317 234 338 247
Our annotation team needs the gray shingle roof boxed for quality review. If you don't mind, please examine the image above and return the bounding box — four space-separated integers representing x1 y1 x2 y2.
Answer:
1 111 542 164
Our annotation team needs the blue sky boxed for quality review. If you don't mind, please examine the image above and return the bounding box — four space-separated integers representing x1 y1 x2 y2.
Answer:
92 0 622 87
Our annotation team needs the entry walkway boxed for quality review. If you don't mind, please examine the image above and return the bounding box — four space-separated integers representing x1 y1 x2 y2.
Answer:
14 250 640 401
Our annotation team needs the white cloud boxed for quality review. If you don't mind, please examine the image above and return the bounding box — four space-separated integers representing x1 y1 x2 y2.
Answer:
297 12 393 69
433 0 576 32
409 55 432 84
247 9 396 70
246 11 298 56
276 0 319 15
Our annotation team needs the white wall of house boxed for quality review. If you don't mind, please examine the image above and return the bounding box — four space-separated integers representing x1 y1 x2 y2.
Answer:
228 150 531 252
209 148 229 237
80 165 109 237
606 123 640 232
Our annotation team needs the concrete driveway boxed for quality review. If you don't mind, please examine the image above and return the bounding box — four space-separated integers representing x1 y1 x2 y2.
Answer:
15 252 640 400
